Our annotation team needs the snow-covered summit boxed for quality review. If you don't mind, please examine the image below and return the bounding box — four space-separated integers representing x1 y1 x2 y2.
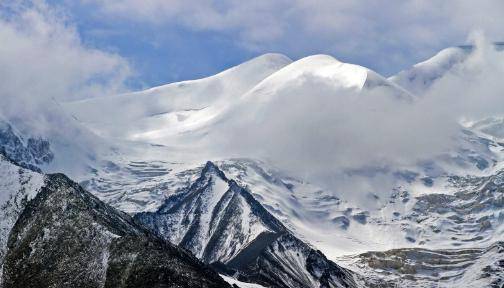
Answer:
63 52 411 146
256 54 370 90
389 47 470 94
242 54 413 101
63 53 292 140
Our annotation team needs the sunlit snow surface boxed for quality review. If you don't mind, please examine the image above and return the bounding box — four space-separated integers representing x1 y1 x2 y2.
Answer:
7 46 504 286
59 50 504 256
221 274 267 288
64 53 292 143
63 53 411 147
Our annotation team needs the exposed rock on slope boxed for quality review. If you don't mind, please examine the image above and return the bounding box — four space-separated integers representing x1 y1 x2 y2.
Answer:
136 161 357 288
0 154 45 285
0 121 53 172
340 241 504 287
1 161 230 288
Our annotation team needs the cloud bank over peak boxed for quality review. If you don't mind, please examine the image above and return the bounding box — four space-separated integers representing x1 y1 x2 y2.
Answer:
2 0 504 205
199 34 504 203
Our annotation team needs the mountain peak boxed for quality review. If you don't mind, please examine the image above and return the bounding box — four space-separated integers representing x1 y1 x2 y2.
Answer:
201 161 228 181
136 161 357 288
388 46 469 94
203 160 218 170
252 53 292 65
245 53 374 93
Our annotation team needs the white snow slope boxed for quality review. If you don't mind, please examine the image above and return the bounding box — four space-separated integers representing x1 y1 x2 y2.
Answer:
2 46 504 287
389 46 471 94
64 53 411 147
59 49 504 256
64 53 292 143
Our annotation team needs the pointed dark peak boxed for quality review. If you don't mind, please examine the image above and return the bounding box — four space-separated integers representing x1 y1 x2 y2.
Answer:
200 161 229 182
153 161 231 214
204 161 217 169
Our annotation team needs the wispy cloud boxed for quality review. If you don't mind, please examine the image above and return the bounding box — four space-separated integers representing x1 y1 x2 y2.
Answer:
0 1 131 121
81 0 504 75
201 35 504 205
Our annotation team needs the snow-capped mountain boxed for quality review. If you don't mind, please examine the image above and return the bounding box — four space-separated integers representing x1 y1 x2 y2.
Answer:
389 46 471 95
63 53 412 147
67 45 503 259
1 44 504 287
0 121 53 172
389 43 504 95
136 162 286 264
63 53 293 143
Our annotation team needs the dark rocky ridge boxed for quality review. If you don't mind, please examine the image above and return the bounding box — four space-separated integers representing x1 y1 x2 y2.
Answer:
136 161 357 288
0 122 53 172
2 172 230 288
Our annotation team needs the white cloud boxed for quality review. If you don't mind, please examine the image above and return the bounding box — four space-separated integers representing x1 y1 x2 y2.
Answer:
2 0 504 203
197 36 504 205
82 0 504 74
0 1 131 121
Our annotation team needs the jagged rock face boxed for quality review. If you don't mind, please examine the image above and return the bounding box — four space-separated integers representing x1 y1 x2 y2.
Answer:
0 122 53 172
341 242 504 287
136 162 286 264
1 172 230 288
234 233 356 288
136 162 357 288
397 171 504 248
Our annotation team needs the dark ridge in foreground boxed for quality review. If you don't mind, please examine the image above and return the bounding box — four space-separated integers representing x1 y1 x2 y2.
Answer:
2 172 230 288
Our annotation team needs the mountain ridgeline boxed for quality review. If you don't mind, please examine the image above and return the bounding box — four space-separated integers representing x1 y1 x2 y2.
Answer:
136 161 357 288
1 45 504 287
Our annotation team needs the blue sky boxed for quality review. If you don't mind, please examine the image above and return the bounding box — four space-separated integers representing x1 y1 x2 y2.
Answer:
4 0 504 92
65 1 253 89
53 0 503 90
